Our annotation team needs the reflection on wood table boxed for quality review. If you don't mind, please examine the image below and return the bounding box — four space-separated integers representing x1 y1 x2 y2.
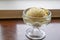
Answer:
0 19 60 40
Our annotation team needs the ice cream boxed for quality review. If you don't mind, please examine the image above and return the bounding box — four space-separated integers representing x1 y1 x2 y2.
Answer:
23 7 50 27
26 7 49 17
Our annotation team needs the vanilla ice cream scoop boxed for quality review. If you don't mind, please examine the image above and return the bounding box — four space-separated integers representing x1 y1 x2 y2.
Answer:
26 7 49 17
23 7 50 25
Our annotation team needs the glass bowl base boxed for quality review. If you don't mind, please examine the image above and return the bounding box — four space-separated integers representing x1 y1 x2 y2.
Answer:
25 28 46 40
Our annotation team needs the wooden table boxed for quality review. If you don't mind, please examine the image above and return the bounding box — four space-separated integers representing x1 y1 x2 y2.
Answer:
0 19 60 40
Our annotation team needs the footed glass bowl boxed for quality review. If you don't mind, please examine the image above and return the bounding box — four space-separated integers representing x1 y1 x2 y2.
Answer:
22 8 51 40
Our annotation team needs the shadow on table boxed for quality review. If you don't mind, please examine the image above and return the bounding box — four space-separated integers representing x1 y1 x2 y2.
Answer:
26 35 45 40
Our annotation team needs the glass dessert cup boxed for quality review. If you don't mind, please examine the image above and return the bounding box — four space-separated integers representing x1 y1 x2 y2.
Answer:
22 8 51 40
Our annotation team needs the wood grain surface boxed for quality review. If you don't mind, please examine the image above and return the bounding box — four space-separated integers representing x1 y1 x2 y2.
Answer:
0 19 60 40
0 9 60 19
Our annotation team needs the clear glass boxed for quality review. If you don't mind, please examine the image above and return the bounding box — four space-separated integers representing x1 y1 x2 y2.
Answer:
22 8 51 40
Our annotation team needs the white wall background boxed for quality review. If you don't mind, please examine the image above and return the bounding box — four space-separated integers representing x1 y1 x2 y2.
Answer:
0 1 60 10
0 0 60 1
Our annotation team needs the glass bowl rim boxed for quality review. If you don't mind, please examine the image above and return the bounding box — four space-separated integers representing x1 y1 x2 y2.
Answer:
22 8 52 18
